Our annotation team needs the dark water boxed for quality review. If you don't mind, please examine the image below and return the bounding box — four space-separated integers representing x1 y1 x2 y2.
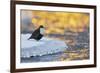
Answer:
21 52 65 63
21 48 89 63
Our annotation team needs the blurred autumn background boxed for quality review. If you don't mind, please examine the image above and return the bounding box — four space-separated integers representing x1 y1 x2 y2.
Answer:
21 10 90 61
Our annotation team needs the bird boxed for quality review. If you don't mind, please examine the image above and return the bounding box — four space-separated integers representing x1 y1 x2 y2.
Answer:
28 25 45 41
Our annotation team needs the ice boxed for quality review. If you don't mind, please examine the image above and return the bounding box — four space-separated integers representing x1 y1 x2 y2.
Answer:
21 34 68 58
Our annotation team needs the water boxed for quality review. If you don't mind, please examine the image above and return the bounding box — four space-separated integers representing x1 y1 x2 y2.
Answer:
21 30 89 63
21 52 65 63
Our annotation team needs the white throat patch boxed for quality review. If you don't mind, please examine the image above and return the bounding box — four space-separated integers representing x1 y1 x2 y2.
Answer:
40 28 45 35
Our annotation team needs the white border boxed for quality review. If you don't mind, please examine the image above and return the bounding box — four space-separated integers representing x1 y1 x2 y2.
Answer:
16 4 94 69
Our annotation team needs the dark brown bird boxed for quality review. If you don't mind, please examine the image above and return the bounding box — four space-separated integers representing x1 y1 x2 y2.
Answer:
28 25 45 41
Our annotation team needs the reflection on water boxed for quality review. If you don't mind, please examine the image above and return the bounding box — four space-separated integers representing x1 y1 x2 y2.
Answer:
21 48 89 63
21 52 64 63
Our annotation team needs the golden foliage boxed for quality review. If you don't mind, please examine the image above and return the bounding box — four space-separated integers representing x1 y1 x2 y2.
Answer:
31 11 89 34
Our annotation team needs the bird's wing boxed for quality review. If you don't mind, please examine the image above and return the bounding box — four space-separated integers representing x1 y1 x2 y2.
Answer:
29 29 39 39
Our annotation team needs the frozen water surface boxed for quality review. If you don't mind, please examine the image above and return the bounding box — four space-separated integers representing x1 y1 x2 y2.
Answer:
21 34 68 58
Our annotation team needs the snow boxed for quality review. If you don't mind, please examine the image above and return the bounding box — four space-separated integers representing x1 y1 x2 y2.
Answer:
21 34 68 58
